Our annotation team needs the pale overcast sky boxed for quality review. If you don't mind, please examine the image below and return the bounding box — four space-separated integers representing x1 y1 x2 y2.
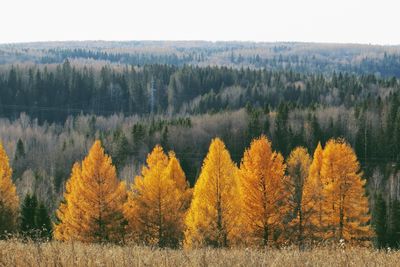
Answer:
1 0 399 45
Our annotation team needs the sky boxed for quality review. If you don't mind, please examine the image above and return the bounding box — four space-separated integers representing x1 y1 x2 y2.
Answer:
1 0 399 45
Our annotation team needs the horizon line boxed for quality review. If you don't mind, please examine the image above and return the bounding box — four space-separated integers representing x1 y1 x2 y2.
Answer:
1 39 400 47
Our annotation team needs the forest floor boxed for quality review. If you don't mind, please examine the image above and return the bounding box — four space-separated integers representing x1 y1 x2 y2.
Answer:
0 240 399 267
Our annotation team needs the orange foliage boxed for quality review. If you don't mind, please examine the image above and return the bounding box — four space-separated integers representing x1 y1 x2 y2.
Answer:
237 136 288 247
124 146 191 247
320 139 372 242
184 138 239 248
54 140 126 243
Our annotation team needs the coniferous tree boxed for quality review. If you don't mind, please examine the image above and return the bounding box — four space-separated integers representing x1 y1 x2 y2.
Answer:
20 193 52 240
124 146 191 247
0 142 19 236
388 199 400 248
304 143 325 241
245 104 262 144
54 140 127 243
37 202 52 239
274 103 291 156
287 147 312 248
20 193 38 238
320 139 372 243
161 126 169 151
14 139 25 161
112 130 130 172
372 194 387 248
237 136 288 247
185 138 239 248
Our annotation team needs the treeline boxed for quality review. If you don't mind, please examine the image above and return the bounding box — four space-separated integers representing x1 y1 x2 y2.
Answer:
1 137 375 248
37 49 400 77
40 49 201 66
0 62 399 122
2 41 400 78
243 52 400 77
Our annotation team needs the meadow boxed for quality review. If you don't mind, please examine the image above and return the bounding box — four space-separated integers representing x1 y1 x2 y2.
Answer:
0 240 399 267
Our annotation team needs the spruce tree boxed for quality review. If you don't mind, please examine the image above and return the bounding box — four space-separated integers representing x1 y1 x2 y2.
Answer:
36 202 52 239
20 193 52 240
14 139 25 161
388 199 400 248
372 194 387 248
20 193 38 237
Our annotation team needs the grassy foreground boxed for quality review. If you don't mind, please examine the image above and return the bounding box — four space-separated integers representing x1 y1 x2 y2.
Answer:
1 240 399 267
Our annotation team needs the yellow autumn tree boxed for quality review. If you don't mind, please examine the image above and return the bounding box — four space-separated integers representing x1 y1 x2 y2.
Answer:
237 136 288 247
124 146 191 248
0 142 19 234
184 138 239 248
54 140 126 243
303 142 325 241
320 139 372 243
286 146 312 248
54 163 86 241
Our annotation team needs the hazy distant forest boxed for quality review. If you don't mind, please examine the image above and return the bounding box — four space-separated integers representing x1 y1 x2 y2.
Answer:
1 41 400 248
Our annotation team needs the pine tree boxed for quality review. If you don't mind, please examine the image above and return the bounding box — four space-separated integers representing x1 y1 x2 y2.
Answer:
320 139 372 243
237 136 288 247
184 138 239 248
287 147 312 248
124 146 191 247
54 140 126 243
0 141 19 236
372 194 387 248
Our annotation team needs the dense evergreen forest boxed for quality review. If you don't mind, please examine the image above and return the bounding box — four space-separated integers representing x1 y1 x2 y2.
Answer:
1 41 400 246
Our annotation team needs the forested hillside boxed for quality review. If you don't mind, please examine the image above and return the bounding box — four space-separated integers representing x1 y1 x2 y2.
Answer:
2 41 400 76
1 41 400 247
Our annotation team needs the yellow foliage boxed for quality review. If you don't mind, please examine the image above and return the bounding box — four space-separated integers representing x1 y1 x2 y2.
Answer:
184 138 239 248
237 136 288 247
304 142 325 240
124 146 191 247
0 142 19 233
54 140 126 243
286 146 312 246
54 163 82 241
320 139 372 243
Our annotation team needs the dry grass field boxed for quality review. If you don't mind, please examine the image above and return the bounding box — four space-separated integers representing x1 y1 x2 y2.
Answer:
0 240 399 267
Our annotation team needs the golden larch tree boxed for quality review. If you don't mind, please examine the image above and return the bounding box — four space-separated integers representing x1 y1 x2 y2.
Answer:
303 142 325 240
124 146 191 248
0 142 19 234
320 139 372 243
54 140 126 243
286 146 312 248
237 135 288 247
184 138 239 248
54 163 84 241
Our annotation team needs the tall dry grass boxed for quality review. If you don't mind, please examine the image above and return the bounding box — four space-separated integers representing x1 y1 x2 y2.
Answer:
0 240 399 267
